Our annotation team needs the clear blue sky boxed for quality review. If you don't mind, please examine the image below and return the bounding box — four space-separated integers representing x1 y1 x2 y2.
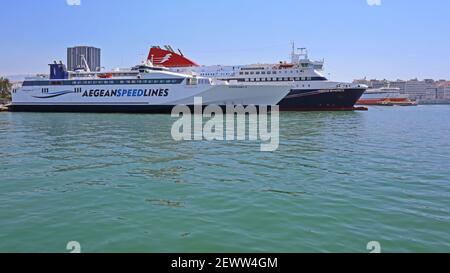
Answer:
1 0 449 81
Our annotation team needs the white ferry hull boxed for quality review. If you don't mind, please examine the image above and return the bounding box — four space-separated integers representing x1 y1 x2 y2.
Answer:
11 83 289 113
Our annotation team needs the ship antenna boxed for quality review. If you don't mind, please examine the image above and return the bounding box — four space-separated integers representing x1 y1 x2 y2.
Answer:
291 41 295 63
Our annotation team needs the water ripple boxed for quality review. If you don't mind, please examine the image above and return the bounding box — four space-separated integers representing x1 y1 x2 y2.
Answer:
1 107 450 252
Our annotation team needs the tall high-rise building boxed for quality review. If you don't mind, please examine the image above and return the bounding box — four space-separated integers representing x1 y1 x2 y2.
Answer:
67 46 101 71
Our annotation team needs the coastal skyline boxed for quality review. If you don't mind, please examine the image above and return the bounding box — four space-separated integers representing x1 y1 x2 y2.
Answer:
1 0 450 81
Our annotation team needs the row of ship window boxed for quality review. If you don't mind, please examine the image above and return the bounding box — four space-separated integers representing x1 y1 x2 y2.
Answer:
238 77 326 82
70 79 183 85
23 79 184 86
239 70 304 75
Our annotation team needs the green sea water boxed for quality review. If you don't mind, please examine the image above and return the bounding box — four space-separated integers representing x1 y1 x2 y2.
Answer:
0 106 449 253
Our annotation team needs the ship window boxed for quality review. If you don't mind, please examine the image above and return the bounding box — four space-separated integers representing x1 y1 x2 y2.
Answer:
126 80 131 84
267 71 271 75
239 72 243 75
273 71 277 75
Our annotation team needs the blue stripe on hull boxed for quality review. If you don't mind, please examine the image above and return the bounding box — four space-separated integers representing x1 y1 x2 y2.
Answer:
8 105 272 114
8 104 178 113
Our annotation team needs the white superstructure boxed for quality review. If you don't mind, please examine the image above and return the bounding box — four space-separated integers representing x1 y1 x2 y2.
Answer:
149 44 367 110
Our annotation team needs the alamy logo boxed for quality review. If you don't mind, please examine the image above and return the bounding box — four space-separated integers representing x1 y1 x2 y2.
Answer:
171 97 280 152
66 0 81 6
366 0 381 6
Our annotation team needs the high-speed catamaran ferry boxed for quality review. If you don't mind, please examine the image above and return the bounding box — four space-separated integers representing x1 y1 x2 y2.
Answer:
148 44 368 111
10 60 290 113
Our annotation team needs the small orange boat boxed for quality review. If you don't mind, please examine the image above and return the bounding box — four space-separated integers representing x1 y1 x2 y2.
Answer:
357 87 417 106
98 73 113 79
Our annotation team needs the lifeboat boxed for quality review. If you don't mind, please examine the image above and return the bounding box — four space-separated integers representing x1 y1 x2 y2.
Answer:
98 73 113 79
279 63 295 68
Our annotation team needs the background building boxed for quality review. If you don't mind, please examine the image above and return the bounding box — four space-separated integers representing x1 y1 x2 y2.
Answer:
354 78 450 103
67 46 101 71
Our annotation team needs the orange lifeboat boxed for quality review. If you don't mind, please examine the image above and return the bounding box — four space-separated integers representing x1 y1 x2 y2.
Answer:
98 73 113 79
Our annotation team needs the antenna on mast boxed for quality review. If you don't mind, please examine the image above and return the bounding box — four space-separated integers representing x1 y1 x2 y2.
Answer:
291 41 304 63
